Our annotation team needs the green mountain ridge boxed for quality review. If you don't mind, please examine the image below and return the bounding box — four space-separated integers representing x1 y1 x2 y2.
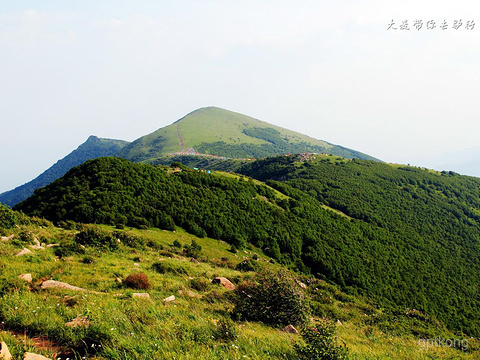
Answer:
1 107 379 208
116 107 379 162
0 136 129 207
15 155 480 337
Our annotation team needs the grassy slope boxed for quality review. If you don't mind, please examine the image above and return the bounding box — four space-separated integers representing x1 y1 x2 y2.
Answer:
0 218 478 359
117 107 378 162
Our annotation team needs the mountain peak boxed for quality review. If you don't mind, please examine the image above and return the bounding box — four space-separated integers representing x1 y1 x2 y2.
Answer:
116 107 379 163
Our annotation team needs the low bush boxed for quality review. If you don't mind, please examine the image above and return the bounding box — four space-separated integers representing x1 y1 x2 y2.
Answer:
76 227 118 251
214 318 238 342
233 269 309 326
124 273 151 290
183 240 202 258
190 277 211 292
294 320 349 360
235 258 259 272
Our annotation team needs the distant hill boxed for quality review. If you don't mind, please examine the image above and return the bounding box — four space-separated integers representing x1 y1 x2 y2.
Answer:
116 107 379 163
15 155 480 336
0 136 129 207
2 107 379 206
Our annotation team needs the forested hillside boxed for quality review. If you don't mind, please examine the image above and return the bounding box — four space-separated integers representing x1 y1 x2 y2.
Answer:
0 136 129 207
15 155 480 337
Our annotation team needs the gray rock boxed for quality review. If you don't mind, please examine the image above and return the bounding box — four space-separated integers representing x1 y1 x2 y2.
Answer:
212 277 236 290
283 325 298 334
18 273 33 283
40 280 86 292
163 295 176 303
24 353 52 360
133 293 151 299
0 341 12 360
15 248 33 256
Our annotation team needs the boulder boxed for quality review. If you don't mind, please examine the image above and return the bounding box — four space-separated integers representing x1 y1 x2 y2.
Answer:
0 341 12 360
132 293 151 300
163 295 176 303
15 248 32 257
283 325 298 334
40 280 86 292
0 235 14 242
24 353 51 360
18 273 33 283
212 277 236 290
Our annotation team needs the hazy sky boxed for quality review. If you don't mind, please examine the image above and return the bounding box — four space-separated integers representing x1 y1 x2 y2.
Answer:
1 1 480 193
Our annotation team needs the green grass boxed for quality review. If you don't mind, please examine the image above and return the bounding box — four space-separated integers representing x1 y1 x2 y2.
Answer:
0 221 478 359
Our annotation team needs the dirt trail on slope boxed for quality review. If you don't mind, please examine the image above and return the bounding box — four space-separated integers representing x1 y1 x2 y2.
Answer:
176 122 186 151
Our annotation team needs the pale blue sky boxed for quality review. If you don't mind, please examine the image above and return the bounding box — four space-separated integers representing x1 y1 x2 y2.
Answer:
2 1 480 192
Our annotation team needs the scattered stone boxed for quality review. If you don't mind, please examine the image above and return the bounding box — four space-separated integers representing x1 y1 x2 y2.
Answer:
163 295 176 303
283 325 298 334
18 273 33 283
0 235 14 242
115 277 123 284
40 280 86 292
15 248 33 257
297 281 307 289
29 245 45 250
133 293 151 299
0 341 12 360
212 277 236 290
190 258 199 264
178 290 203 299
65 316 91 328
24 353 52 360
40 242 46 247
45 244 60 248
33 238 41 246
337 319 342 326
133 263 140 267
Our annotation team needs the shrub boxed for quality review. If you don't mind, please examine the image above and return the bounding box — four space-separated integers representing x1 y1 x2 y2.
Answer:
54 240 85 258
190 277 211 292
75 227 119 251
124 273 151 290
235 258 259 272
82 256 95 264
183 240 202 258
173 240 182 248
233 269 309 326
214 318 238 342
294 320 349 360
114 231 145 249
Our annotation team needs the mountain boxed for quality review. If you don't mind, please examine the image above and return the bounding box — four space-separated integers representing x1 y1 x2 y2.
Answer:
15 155 480 337
116 106 379 163
0 136 129 207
